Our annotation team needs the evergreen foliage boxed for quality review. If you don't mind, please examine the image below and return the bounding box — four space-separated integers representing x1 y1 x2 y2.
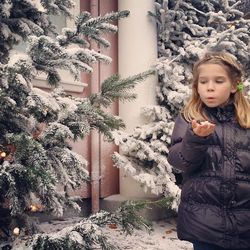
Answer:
112 0 250 211
0 0 154 247
236 0 250 17
22 198 172 250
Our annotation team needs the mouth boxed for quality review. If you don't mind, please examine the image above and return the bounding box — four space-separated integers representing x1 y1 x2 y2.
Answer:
205 97 217 103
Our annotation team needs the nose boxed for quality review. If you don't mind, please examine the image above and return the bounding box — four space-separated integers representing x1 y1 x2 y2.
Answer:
207 81 215 91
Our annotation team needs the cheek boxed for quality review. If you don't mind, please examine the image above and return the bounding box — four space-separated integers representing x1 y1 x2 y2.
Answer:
197 84 201 93
197 85 203 96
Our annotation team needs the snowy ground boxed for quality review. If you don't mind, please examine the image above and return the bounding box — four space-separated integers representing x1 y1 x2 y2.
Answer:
12 217 193 250
8 217 193 250
101 218 193 250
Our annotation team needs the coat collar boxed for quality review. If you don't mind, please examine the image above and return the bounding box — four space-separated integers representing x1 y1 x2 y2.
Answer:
204 101 235 122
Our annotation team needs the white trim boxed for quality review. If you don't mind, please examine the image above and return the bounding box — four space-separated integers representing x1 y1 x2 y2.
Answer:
33 75 87 93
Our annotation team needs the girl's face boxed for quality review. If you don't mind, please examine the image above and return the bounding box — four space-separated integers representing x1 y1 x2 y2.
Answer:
197 63 237 108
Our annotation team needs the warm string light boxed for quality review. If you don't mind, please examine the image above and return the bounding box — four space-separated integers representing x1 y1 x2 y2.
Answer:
228 24 235 29
0 144 16 162
11 205 42 238
0 151 6 158
13 227 20 236
30 204 42 212
0 151 14 163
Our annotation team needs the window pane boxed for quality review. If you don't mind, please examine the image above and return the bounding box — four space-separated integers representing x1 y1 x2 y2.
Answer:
15 15 66 51
49 15 67 35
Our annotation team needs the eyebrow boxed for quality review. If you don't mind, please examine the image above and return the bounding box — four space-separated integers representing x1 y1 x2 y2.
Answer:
199 76 226 79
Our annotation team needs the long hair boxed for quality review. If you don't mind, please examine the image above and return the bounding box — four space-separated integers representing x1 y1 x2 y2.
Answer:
183 51 250 128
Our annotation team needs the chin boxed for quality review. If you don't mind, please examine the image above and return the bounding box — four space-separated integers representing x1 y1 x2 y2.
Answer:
204 102 219 108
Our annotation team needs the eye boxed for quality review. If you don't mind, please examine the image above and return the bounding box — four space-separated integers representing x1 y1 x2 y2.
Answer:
199 80 207 84
216 80 224 83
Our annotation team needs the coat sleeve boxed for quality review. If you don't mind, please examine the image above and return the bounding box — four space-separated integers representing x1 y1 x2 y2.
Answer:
167 114 212 173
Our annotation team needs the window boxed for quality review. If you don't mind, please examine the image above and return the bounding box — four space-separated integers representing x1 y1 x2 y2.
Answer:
15 1 85 93
34 0 86 93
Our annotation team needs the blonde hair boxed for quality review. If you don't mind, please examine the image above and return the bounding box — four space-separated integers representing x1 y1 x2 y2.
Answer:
183 51 250 128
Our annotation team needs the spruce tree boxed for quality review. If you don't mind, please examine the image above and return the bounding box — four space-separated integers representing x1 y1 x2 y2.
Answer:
0 0 154 248
112 0 250 211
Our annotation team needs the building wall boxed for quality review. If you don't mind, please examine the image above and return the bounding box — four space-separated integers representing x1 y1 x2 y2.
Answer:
75 0 158 201
118 0 158 198
35 0 120 200
33 0 158 205
73 0 119 199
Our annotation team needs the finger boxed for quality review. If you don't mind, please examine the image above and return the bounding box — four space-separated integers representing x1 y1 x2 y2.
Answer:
207 123 215 130
192 120 198 129
195 126 203 135
209 124 216 130
203 123 209 129
206 125 215 135
206 121 215 127
199 124 214 136
199 123 209 130
201 121 215 130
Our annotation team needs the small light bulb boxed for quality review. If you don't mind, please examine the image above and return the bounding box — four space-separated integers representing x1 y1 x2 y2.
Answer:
30 205 37 212
13 227 20 236
0 152 6 158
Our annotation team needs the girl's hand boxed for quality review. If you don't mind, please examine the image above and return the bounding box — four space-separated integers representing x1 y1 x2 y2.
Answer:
191 120 215 137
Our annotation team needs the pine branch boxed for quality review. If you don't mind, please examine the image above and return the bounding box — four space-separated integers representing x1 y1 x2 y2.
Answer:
91 109 125 140
25 198 171 249
90 70 155 108
151 197 174 208
41 0 75 17
28 10 130 86
59 10 130 47
109 200 153 234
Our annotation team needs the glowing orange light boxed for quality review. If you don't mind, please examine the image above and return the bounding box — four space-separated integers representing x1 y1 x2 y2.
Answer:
13 227 20 236
30 204 41 212
0 152 6 158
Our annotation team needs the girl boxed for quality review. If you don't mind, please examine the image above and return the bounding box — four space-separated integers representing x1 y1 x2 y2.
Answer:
167 52 250 250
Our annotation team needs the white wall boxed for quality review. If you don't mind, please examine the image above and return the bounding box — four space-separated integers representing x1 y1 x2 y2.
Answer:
118 0 158 198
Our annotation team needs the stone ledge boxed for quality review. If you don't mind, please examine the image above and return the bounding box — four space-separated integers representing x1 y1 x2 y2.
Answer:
100 194 176 221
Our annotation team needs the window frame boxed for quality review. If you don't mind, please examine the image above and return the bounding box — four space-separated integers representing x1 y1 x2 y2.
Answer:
33 0 87 93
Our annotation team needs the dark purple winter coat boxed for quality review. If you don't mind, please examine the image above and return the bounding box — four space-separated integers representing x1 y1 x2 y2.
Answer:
168 103 250 249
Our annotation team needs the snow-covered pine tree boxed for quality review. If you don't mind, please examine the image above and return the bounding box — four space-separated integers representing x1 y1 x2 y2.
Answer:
237 0 250 18
0 0 154 247
112 0 250 211
21 199 157 250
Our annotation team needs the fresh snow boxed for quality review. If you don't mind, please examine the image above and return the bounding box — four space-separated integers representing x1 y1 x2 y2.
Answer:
102 219 193 250
13 217 193 250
